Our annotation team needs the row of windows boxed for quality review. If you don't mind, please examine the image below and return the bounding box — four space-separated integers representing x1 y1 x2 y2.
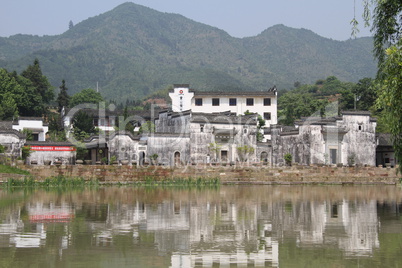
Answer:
94 118 115 127
195 98 271 107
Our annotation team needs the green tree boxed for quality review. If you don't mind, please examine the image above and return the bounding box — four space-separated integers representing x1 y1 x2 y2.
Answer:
57 80 70 113
21 58 54 104
0 68 43 116
237 145 255 162
0 92 18 120
376 46 402 172
352 78 376 110
361 0 402 172
72 110 95 140
69 88 104 107
138 121 155 135
279 92 328 125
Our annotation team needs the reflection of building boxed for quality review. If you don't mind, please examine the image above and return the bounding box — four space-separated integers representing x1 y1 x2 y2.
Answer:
0 190 383 265
276 199 379 257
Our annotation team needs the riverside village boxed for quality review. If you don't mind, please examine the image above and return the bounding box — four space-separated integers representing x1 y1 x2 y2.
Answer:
0 84 398 183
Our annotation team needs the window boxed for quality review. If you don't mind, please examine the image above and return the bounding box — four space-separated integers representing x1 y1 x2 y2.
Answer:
263 112 271 120
200 124 204 133
195 98 203 106
358 125 362 131
229 98 237 106
264 98 271 106
212 98 220 106
246 98 254 106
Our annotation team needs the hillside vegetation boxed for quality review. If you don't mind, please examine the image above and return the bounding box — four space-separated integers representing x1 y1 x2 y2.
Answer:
0 3 377 103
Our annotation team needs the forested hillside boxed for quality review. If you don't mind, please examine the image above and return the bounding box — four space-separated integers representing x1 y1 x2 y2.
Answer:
0 2 377 103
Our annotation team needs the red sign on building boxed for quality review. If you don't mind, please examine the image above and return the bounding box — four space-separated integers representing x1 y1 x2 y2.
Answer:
30 146 76 152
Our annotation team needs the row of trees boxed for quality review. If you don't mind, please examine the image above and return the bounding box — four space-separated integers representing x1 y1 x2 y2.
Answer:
0 59 106 142
278 76 377 126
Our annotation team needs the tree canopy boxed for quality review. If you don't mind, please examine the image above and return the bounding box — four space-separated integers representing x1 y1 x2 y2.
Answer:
69 88 104 107
21 58 54 104
0 67 46 118
57 79 70 112
362 0 402 172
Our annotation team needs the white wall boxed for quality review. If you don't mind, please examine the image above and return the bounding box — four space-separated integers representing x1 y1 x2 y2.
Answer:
169 86 194 112
12 119 48 141
169 85 278 126
191 95 277 125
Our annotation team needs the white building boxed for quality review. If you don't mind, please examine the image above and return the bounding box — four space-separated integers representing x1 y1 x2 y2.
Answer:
12 117 48 141
169 84 278 126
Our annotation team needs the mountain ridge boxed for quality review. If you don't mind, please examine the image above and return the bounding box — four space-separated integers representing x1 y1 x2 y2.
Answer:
0 2 377 103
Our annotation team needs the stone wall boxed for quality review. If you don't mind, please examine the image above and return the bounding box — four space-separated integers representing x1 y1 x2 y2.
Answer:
8 164 400 184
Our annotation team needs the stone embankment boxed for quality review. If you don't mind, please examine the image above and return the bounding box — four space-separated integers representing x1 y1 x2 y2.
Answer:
2 163 399 185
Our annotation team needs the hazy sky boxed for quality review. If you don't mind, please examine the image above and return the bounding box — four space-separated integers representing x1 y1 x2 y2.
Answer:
0 0 372 40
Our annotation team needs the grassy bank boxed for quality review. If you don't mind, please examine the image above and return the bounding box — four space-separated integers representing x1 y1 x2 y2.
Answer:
0 164 30 175
3 176 99 188
2 175 221 188
132 177 220 187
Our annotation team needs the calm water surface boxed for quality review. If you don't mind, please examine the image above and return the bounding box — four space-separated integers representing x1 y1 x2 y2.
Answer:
1 185 402 267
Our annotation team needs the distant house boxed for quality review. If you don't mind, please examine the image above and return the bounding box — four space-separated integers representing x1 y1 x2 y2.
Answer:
12 117 48 141
270 111 378 167
169 84 278 126
0 127 26 158
63 108 118 134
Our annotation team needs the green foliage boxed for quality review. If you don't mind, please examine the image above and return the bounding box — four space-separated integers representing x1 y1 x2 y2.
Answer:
57 79 70 112
22 129 33 141
0 144 5 154
284 153 292 166
277 76 366 125
353 78 376 110
0 92 18 120
21 146 31 160
361 1 402 172
72 110 95 141
76 144 89 160
69 88 104 107
21 58 54 104
0 164 30 175
138 121 155 135
110 155 117 164
0 68 44 116
376 45 402 173
237 145 255 162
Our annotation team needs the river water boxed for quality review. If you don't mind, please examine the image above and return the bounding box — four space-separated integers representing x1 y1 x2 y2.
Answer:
0 185 402 267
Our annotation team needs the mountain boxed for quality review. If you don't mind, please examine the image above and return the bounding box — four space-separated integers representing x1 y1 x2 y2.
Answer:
0 2 377 103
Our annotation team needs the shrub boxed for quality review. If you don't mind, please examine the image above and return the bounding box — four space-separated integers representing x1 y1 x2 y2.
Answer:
284 153 292 166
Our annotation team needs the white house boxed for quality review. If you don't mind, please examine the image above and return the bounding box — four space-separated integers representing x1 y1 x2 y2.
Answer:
12 117 48 141
169 84 278 126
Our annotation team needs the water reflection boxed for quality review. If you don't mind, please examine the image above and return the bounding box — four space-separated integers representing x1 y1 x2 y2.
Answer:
0 186 402 267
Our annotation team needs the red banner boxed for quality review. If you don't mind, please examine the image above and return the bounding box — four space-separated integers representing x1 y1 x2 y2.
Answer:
30 146 76 151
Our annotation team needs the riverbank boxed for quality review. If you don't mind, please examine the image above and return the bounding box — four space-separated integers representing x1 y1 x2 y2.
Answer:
1 163 400 185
